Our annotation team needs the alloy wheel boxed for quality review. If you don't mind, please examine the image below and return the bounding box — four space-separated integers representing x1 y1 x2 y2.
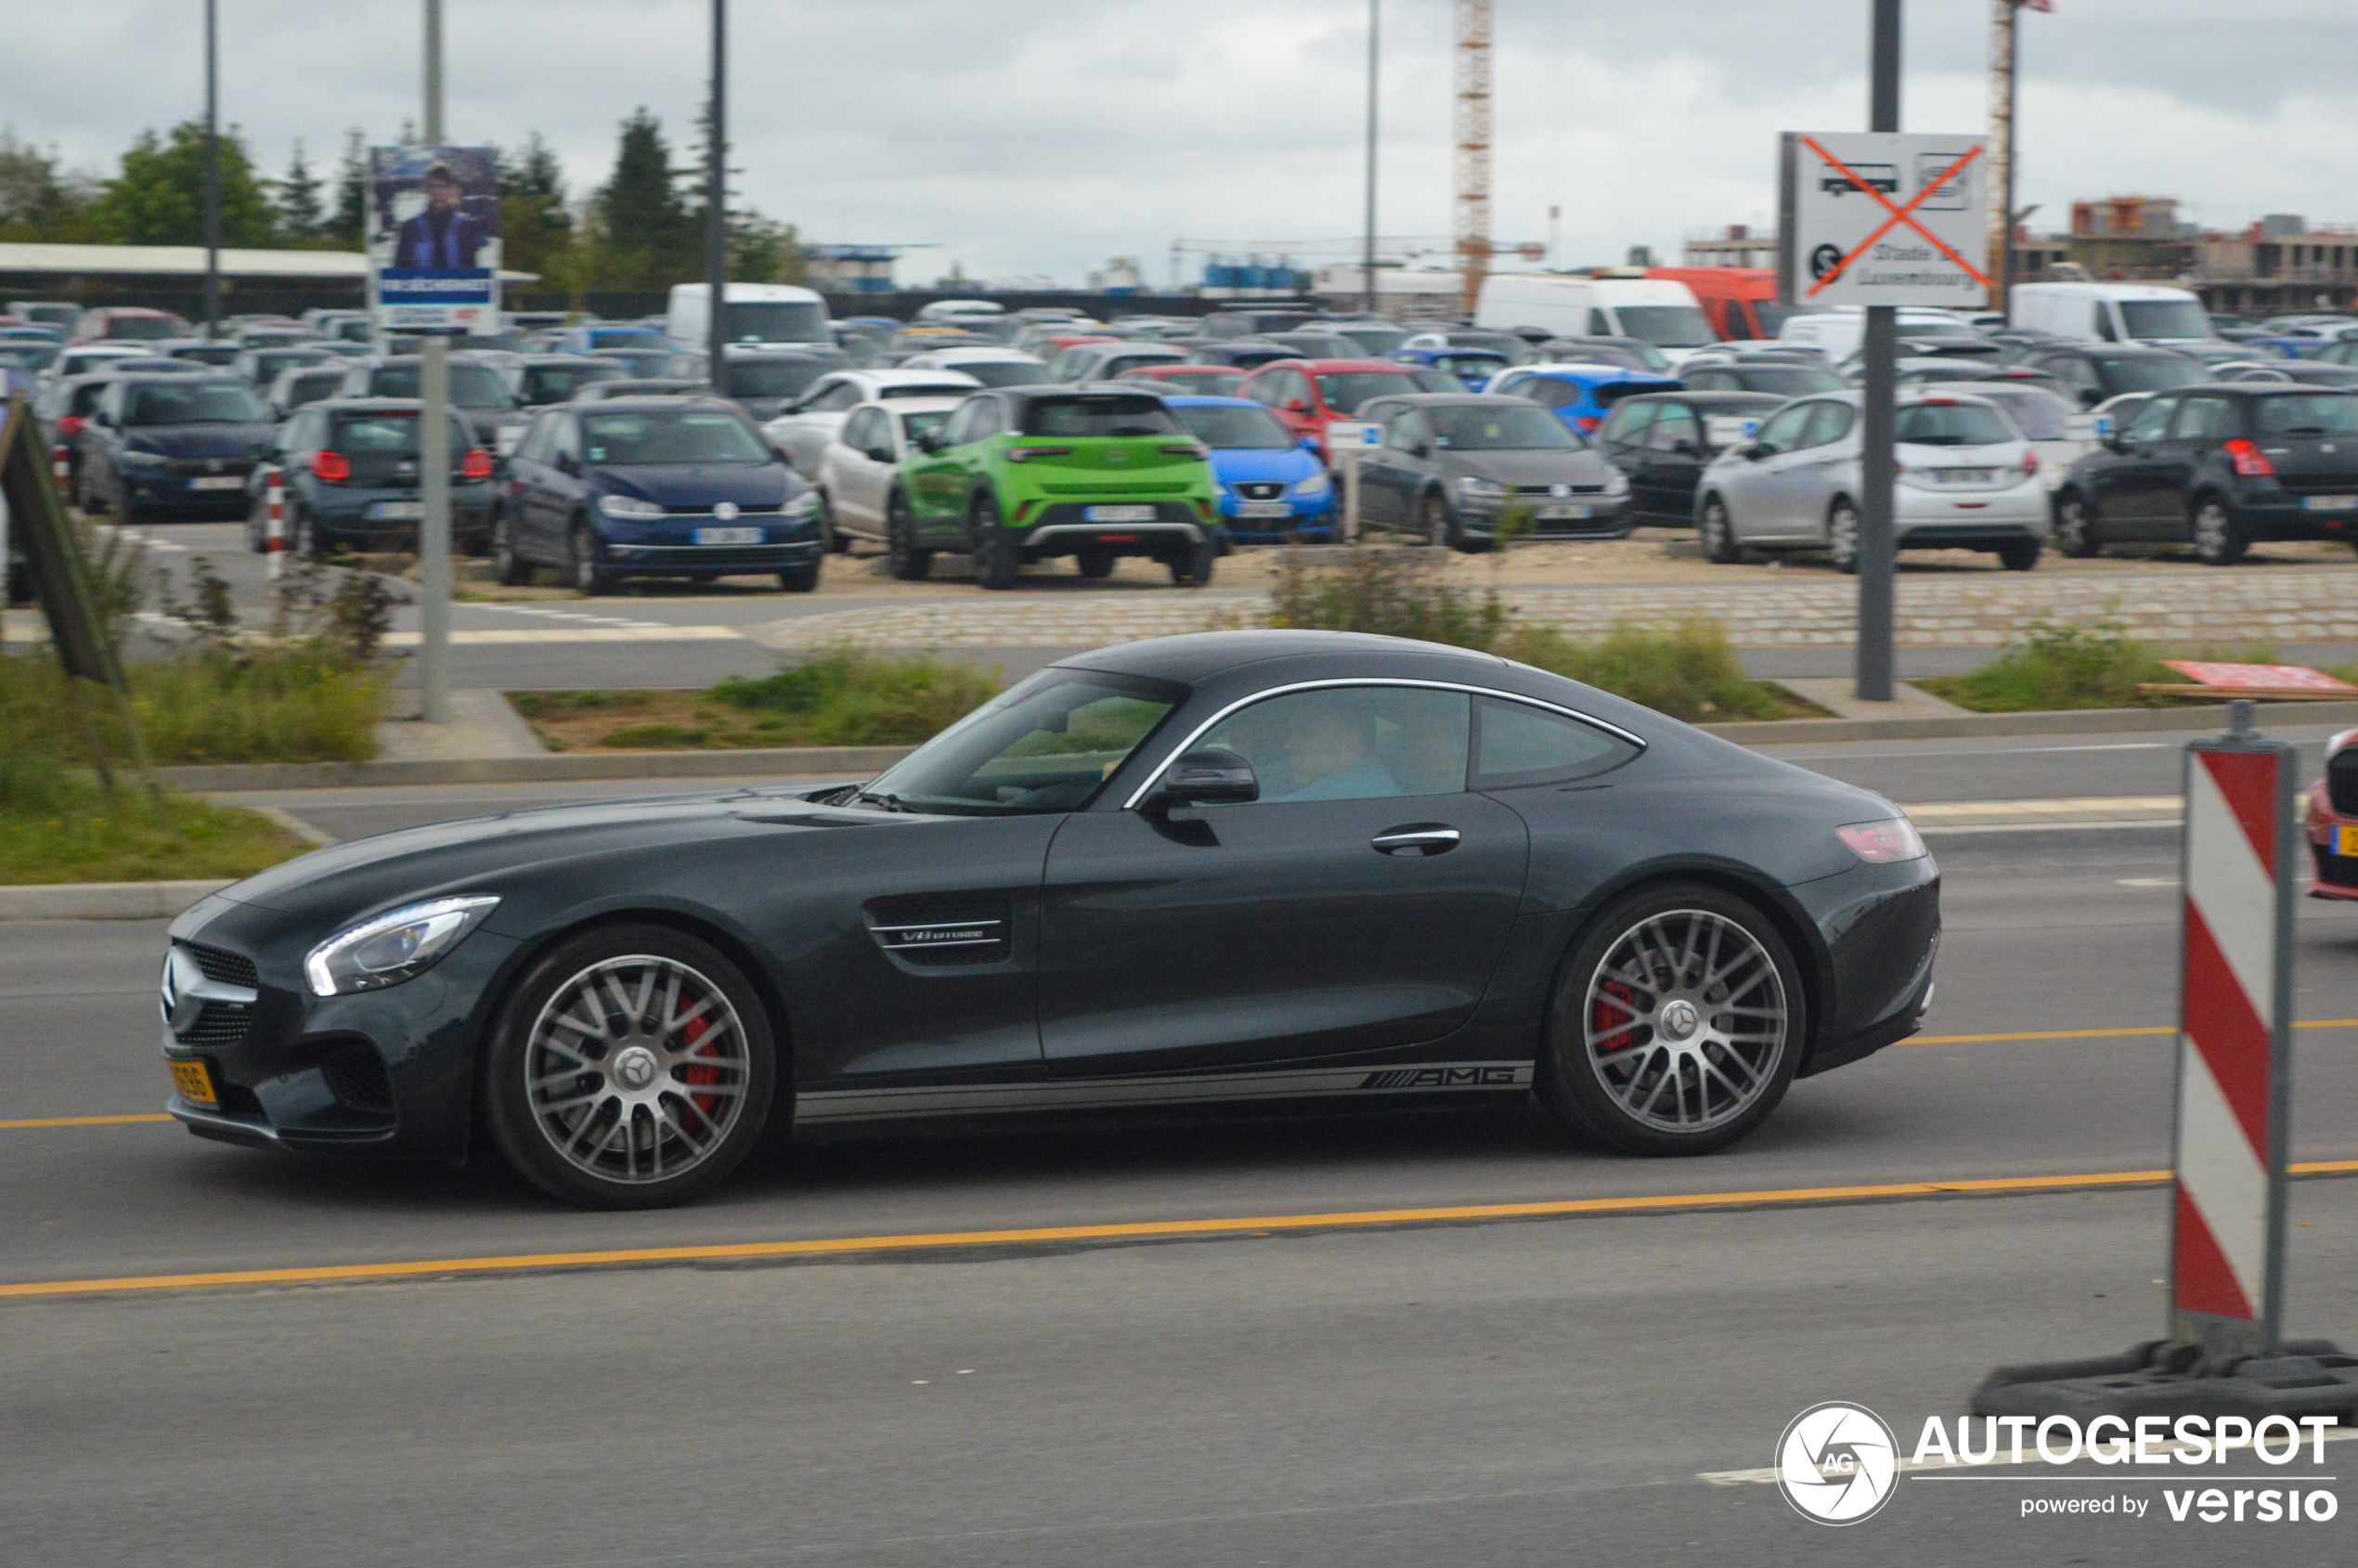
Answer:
1700 499 1740 564
1827 501 1860 574
2193 499 2246 565
1421 493 1452 548
522 954 753 1186
2054 495 2100 558
1581 908 1791 1135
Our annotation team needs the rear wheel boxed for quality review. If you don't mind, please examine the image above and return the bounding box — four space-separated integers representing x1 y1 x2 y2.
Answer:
814 490 847 553
1169 536 1217 588
1827 499 1861 575
2053 492 2101 557
1537 883 1805 1157
1419 490 1455 549
885 490 931 581
483 924 778 1210
971 494 1021 590
1075 549 1116 578
2192 495 2248 565
494 512 532 586
1995 538 2041 572
1699 496 1745 564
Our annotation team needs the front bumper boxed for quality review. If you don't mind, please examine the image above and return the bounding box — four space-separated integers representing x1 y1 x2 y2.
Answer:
1220 489 1336 541
598 513 825 576
2305 779 2358 900
1459 492 1635 538
1788 852 1942 1078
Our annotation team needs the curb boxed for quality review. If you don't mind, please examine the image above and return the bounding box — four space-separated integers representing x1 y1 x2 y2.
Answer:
0 879 233 922
1701 697 2358 747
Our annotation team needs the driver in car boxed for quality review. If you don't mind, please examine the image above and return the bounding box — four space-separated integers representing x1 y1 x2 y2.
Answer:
1253 702 1403 802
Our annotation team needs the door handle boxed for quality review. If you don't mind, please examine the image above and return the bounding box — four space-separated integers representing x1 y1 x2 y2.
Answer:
1371 824 1460 857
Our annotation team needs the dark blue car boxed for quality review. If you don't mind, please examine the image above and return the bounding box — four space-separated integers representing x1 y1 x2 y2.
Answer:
243 398 498 558
497 397 823 593
79 373 276 524
1163 395 1335 542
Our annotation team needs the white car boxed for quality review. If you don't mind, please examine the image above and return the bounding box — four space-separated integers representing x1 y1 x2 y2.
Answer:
49 343 162 382
810 396 968 550
760 369 981 475
894 347 1055 389
1694 390 2050 572
1911 380 2095 492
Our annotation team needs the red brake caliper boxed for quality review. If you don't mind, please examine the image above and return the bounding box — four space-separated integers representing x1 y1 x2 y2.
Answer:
677 1013 721 1121
1590 980 1641 1056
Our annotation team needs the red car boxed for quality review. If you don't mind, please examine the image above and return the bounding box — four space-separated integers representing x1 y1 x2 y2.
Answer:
1116 364 1247 397
1236 358 1428 460
2307 729 2358 899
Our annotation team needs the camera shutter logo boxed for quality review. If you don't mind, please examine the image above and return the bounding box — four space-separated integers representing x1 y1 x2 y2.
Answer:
1775 1402 1898 1524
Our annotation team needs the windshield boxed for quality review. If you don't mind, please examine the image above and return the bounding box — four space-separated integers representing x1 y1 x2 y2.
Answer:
579 408 773 465
284 371 345 408
1330 323 1409 356
2254 395 2358 435
1741 367 1846 395
723 360 829 398
1433 354 1507 381
861 672 1181 816
123 382 266 425
1613 305 1716 348
953 360 1056 388
1427 404 1582 450
1174 403 1296 450
1022 395 1182 437
103 317 179 341
327 412 473 454
169 344 242 366
522 362 626 403
1963 387 2075 440
1896 402 2015 446
587 329 666 348
719 302 827 343
1315 370 1421 414
369 363 514 409
2107 356 2208 394
2119 300 2212 341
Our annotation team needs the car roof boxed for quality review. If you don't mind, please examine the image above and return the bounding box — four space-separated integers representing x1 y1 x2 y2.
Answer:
1056 629 1504 686
2165 382 2358 396
1513 363 1683 384
845 368 985 387
517 354 628 367
1250 358 1414 373
1615 389 1789 408
852 395 969 414
313 397 446 412
567 395 748 411
975 381 1176 407
900 347 1041 364
109 370 249 386
1160 395 1271 408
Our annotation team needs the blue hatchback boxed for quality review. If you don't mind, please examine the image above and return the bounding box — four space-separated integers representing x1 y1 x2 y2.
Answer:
1165 395 1335 541
1388 345 1511 390
1484 364 1686 437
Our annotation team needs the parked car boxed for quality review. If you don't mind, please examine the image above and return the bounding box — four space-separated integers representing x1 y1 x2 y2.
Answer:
246 398 496 557
1778 307 1993 365
1694 391 2048 571
1388 345 1512 389
51 343 161 381
229 345 337 389
1315 318 1411 357
1910 381 2091 492
2015 343 2212 408
1263 330 1378 361
1399 329 1537 363
1197 308 1317 339
264 364 352 425
886 385 1220 589
337 353 529 453
2303 731 2358 900
1679 361 1847 396
2010 282 2215 347
810 396 968 551
761 369 984 474
1114 364 1248 397
2051 385 2358 564
499 398 823 592
704 347 852 420
31 372 124 488
573 378 716 402
71 306 188 343
505 355 631 410
76 373 276 524
1351 393 1633 549
1592 390 1792 525
1044 341 1188 383
1485 363 1686 436
1164 395 1335 543
1533 335 1674 374
1179 338 1299 371
1236 358 1429 459
150 337 243 369
1473 276 1716 365
1646 266 1793 342
895 347 1055 390
7 299 80 335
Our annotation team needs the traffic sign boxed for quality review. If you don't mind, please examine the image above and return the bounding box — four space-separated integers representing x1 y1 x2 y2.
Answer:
1777 131 1989 307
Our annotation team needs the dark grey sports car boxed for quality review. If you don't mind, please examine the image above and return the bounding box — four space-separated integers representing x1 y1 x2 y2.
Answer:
159 630 1940 1208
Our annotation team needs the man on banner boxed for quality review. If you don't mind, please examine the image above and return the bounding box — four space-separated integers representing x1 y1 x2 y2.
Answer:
395 162 490 270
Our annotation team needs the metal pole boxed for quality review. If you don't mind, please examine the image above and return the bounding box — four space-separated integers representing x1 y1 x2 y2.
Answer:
1362 0 1379 317
201 0 220 339
707 0 730 395
418 0 451 723
1856 0 1901 703
2001 1 2019 315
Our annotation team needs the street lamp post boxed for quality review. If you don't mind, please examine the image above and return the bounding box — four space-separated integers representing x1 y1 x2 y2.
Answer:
201 0 220 339
707 0 730 395
417 0 452 724
1362 0 1379 317
1855 0 1901 704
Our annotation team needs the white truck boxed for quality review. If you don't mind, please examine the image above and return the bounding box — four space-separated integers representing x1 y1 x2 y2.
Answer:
666 283 832 350
1473 275 1717 366
2008 282 2214 347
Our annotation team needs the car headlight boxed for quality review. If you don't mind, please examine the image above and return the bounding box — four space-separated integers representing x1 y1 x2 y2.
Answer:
783 490 820 519
1458 476 1507 498
1835 819 1927 863
1289 471 1331 498
1601 468 1630 496
304 895 500 997
599 494 666 520
119 449 169 468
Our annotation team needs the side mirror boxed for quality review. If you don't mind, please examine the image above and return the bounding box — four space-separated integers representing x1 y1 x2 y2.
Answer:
864 445 895 464
1298 434 1320 451
556 451 581 475
91 408 113 428
1158 747 1259 809
1409 441 1432 460
2078 388 2103 409
1671 438 1703 457
1285 398 1310 414
914 428 947 455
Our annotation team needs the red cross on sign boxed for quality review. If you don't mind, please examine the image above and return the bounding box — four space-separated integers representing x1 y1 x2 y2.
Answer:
1778 132 1991 308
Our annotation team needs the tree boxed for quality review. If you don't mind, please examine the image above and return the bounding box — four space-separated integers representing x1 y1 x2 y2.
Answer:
273 139 324 244
86 122 277 247
590 108 694 287
498 133 574 279
0 127 94 241
730 213 806 286
324 129 368 250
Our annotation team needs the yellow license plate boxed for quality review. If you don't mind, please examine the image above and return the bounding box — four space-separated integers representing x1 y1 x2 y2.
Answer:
170 1059 217 1108
2339 825 2358 858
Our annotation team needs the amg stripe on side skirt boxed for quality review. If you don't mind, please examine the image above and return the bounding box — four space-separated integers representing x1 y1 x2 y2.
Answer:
795 1062 1536 1125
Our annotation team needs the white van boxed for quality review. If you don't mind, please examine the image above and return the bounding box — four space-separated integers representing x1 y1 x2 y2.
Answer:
1777 307 1989 364
1473 275 1717 366
2009 282 2212 346
914 299 1006 324
667 283 831 349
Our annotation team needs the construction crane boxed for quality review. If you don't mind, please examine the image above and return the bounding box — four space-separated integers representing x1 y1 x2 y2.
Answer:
1988 0 2054 306
1454 0 1493 316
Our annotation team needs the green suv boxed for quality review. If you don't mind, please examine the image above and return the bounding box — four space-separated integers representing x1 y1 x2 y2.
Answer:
884 385 1222 589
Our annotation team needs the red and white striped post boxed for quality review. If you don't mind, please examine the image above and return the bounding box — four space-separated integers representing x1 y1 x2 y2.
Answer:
2171 702 2297 1360
51 443 70 492
263 465 286 578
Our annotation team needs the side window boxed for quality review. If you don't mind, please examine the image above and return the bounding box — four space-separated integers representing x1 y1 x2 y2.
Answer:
2122 395 2177 444
2170 396 2236 442
965 399 1003 441
935 401 977 447
1598 400 1655 446
1472 697 1639 789
552 415 584 462
283 410 319 455
1803 402 1858 447
823 382 864 412
2093 303 2118 343
1587 308 1613 335
839 407 879 451
1198 687 1471 804
1646 403 1703 451
1048 349 1086 380
1385 411 1427 451
1752 402 1815 456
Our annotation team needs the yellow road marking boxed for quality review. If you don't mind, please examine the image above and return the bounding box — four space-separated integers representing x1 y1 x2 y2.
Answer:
1914 1018 2358 1045
0 1113 175 1130
8 1160 2358 1301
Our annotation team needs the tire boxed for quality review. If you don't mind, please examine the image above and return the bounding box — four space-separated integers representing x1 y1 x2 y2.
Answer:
815 490 848 554
1419 489 1456 549
494 512 533 586
971 494 1021 590
2052 491 2100 558
570 519 615 594
1826 499 1861 575
778 562 820 593
1536 882 1806 1157
1169 536 1217 588
1995 538 2041 572
885 490 931 581
1075 549 1116 578
1698 495 1745 564
2192 495 2248 566
481 924 778 1210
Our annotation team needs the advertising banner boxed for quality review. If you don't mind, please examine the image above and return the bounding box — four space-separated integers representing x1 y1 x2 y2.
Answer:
369 146 501 333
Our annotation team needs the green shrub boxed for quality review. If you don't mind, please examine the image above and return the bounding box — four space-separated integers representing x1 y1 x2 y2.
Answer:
0 752 310 885
1916 623 2176 712
710 646 1004 746
0 647 390 767
1502 621 1792 723
1264 549 1511 649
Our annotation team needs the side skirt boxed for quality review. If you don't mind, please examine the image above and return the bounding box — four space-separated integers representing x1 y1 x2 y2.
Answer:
796 1061 1536 1126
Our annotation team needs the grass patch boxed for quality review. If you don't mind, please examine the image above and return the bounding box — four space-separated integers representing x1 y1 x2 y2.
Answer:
1915 624 2188 712
509 647 1004 752
0 647 391 766
0 756 312 885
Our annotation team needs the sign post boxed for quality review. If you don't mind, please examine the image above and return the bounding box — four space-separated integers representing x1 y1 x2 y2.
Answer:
1327 421 1381 543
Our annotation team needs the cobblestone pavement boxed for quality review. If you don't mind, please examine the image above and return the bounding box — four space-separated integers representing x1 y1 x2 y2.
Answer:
744 564 2358 650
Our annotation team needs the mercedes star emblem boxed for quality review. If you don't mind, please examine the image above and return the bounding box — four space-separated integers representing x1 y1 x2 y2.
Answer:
713 501 740 522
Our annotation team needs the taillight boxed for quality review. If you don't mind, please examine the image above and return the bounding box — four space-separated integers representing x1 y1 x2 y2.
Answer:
460 447 493 479
2224 438 2274 477
58 415 84 434
1837 818 1927 863
1574 415 1602 433
313 450 351 482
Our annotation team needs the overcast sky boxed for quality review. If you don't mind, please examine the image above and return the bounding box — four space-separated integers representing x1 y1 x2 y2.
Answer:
7 1 2352 285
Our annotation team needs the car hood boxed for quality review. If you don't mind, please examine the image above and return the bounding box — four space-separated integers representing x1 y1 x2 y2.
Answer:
125 422 273 458
1439 448 1616 485
591 464 797 508
1210 447 1322 484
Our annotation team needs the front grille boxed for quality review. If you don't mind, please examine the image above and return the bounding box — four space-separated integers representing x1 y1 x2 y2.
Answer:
1513 483 1606 495
658 506 787 517
2328 749 2358 816
177 1001 253 1047
188 943 258 989
164 459 253 479
318 1043 395 1115
1235 481 1286 501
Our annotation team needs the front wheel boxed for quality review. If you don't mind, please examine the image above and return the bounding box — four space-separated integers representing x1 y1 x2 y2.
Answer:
778 562 820 593
1169 536 1217 588
571 520 615 595
2053 492 2101 558
1995 538 2041 572
1698 496 1745 564
1826 499 1861 575
2192 496 2248 566
1537 883 1805 1157
971 494 1021 590
482 925 779 1209
885 491 931 581
494 512 533 586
